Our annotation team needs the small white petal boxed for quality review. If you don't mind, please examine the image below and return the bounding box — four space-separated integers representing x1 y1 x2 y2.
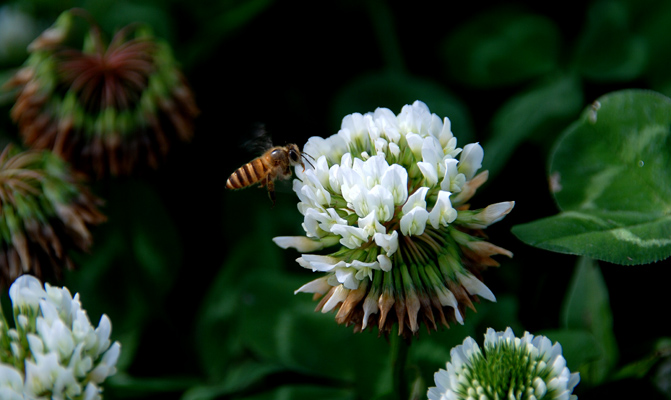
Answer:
373 231 399 256
435 287 463 324
400 207 429 236
428 190 457 229
322 285 349 313
388 142 401 158
330 224 369 249
297 255 342 272
402 187 428 214
440 158 465 193
438 117 455 148
405 133 424 159
361 294 379 330
417 161 438 186
0 364 24 399
381 164 408 205
458 143 484 180
458 272 496 302
377 254 392 272
335 267 360 290
294 276 332 295
272 236 329 252
358 212 385 237
460 201 515 229
9 274 46 310
82 382 102 400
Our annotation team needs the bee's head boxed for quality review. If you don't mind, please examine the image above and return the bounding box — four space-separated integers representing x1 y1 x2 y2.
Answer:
287 144 314 172
287 144 302 165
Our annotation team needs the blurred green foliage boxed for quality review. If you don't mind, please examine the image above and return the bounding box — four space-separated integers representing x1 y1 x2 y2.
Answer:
1 0 670 399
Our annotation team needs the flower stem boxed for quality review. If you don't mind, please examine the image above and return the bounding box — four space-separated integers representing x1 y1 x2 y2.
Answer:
390 331 409 400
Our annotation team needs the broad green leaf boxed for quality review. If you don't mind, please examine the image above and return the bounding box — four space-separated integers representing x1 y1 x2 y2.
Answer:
484 74 583 177
551 90 671 213
331 71 474 144
441 9 560 87
238 272 389 390
196 254 389 396
561 257 617 384
511 210 671 265
573 1 648 82
193 239 277 380
514 90 671 265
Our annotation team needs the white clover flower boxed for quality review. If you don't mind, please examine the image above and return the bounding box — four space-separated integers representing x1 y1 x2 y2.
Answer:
0 275 120 399
0 364 24 400
428 327 581 400
277 101 514 337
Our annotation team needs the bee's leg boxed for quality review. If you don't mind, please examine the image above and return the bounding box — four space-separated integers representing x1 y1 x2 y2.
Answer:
266 177 276 207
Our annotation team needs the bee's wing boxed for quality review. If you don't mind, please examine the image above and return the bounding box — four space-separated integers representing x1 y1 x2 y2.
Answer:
241 123 274 155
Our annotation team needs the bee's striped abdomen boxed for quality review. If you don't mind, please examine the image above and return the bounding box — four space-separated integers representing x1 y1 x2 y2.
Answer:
226 158 268 189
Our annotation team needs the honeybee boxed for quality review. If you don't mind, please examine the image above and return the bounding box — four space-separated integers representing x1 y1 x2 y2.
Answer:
226 142 312 205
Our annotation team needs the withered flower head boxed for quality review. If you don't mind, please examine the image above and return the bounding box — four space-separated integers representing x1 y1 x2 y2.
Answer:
274 101 514 339
6 8 199 178
0 144 105 287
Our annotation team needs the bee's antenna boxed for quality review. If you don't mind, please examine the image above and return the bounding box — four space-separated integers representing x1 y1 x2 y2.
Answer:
302 152 315 169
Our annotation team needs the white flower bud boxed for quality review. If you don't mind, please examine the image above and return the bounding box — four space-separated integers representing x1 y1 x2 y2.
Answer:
428 190 457 229
458 143 484 180
0 364 24 400
9 275 46 311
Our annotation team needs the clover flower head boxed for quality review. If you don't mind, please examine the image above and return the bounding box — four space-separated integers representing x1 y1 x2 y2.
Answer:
0 275 120 399
274 101 514 338
5 8 199 178
428 327 581 400
0 144 106 288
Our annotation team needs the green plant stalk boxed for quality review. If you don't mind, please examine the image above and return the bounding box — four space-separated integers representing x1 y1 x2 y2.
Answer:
390 329 409 400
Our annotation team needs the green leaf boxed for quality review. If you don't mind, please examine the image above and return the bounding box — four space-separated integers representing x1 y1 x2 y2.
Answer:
561 257 617 384
238 274 389 389
180 363 285 400
573 1 648 82
331 71 474 144
537 329 602 373
66 180 182 366
511 210 671 265
551 90 671 213
196 256 389 396
513 89 671 265
107 373 199 398
236 385 356 400
442 8 561 87
83 0 174 44
192 240 269 380
484 73 583 177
